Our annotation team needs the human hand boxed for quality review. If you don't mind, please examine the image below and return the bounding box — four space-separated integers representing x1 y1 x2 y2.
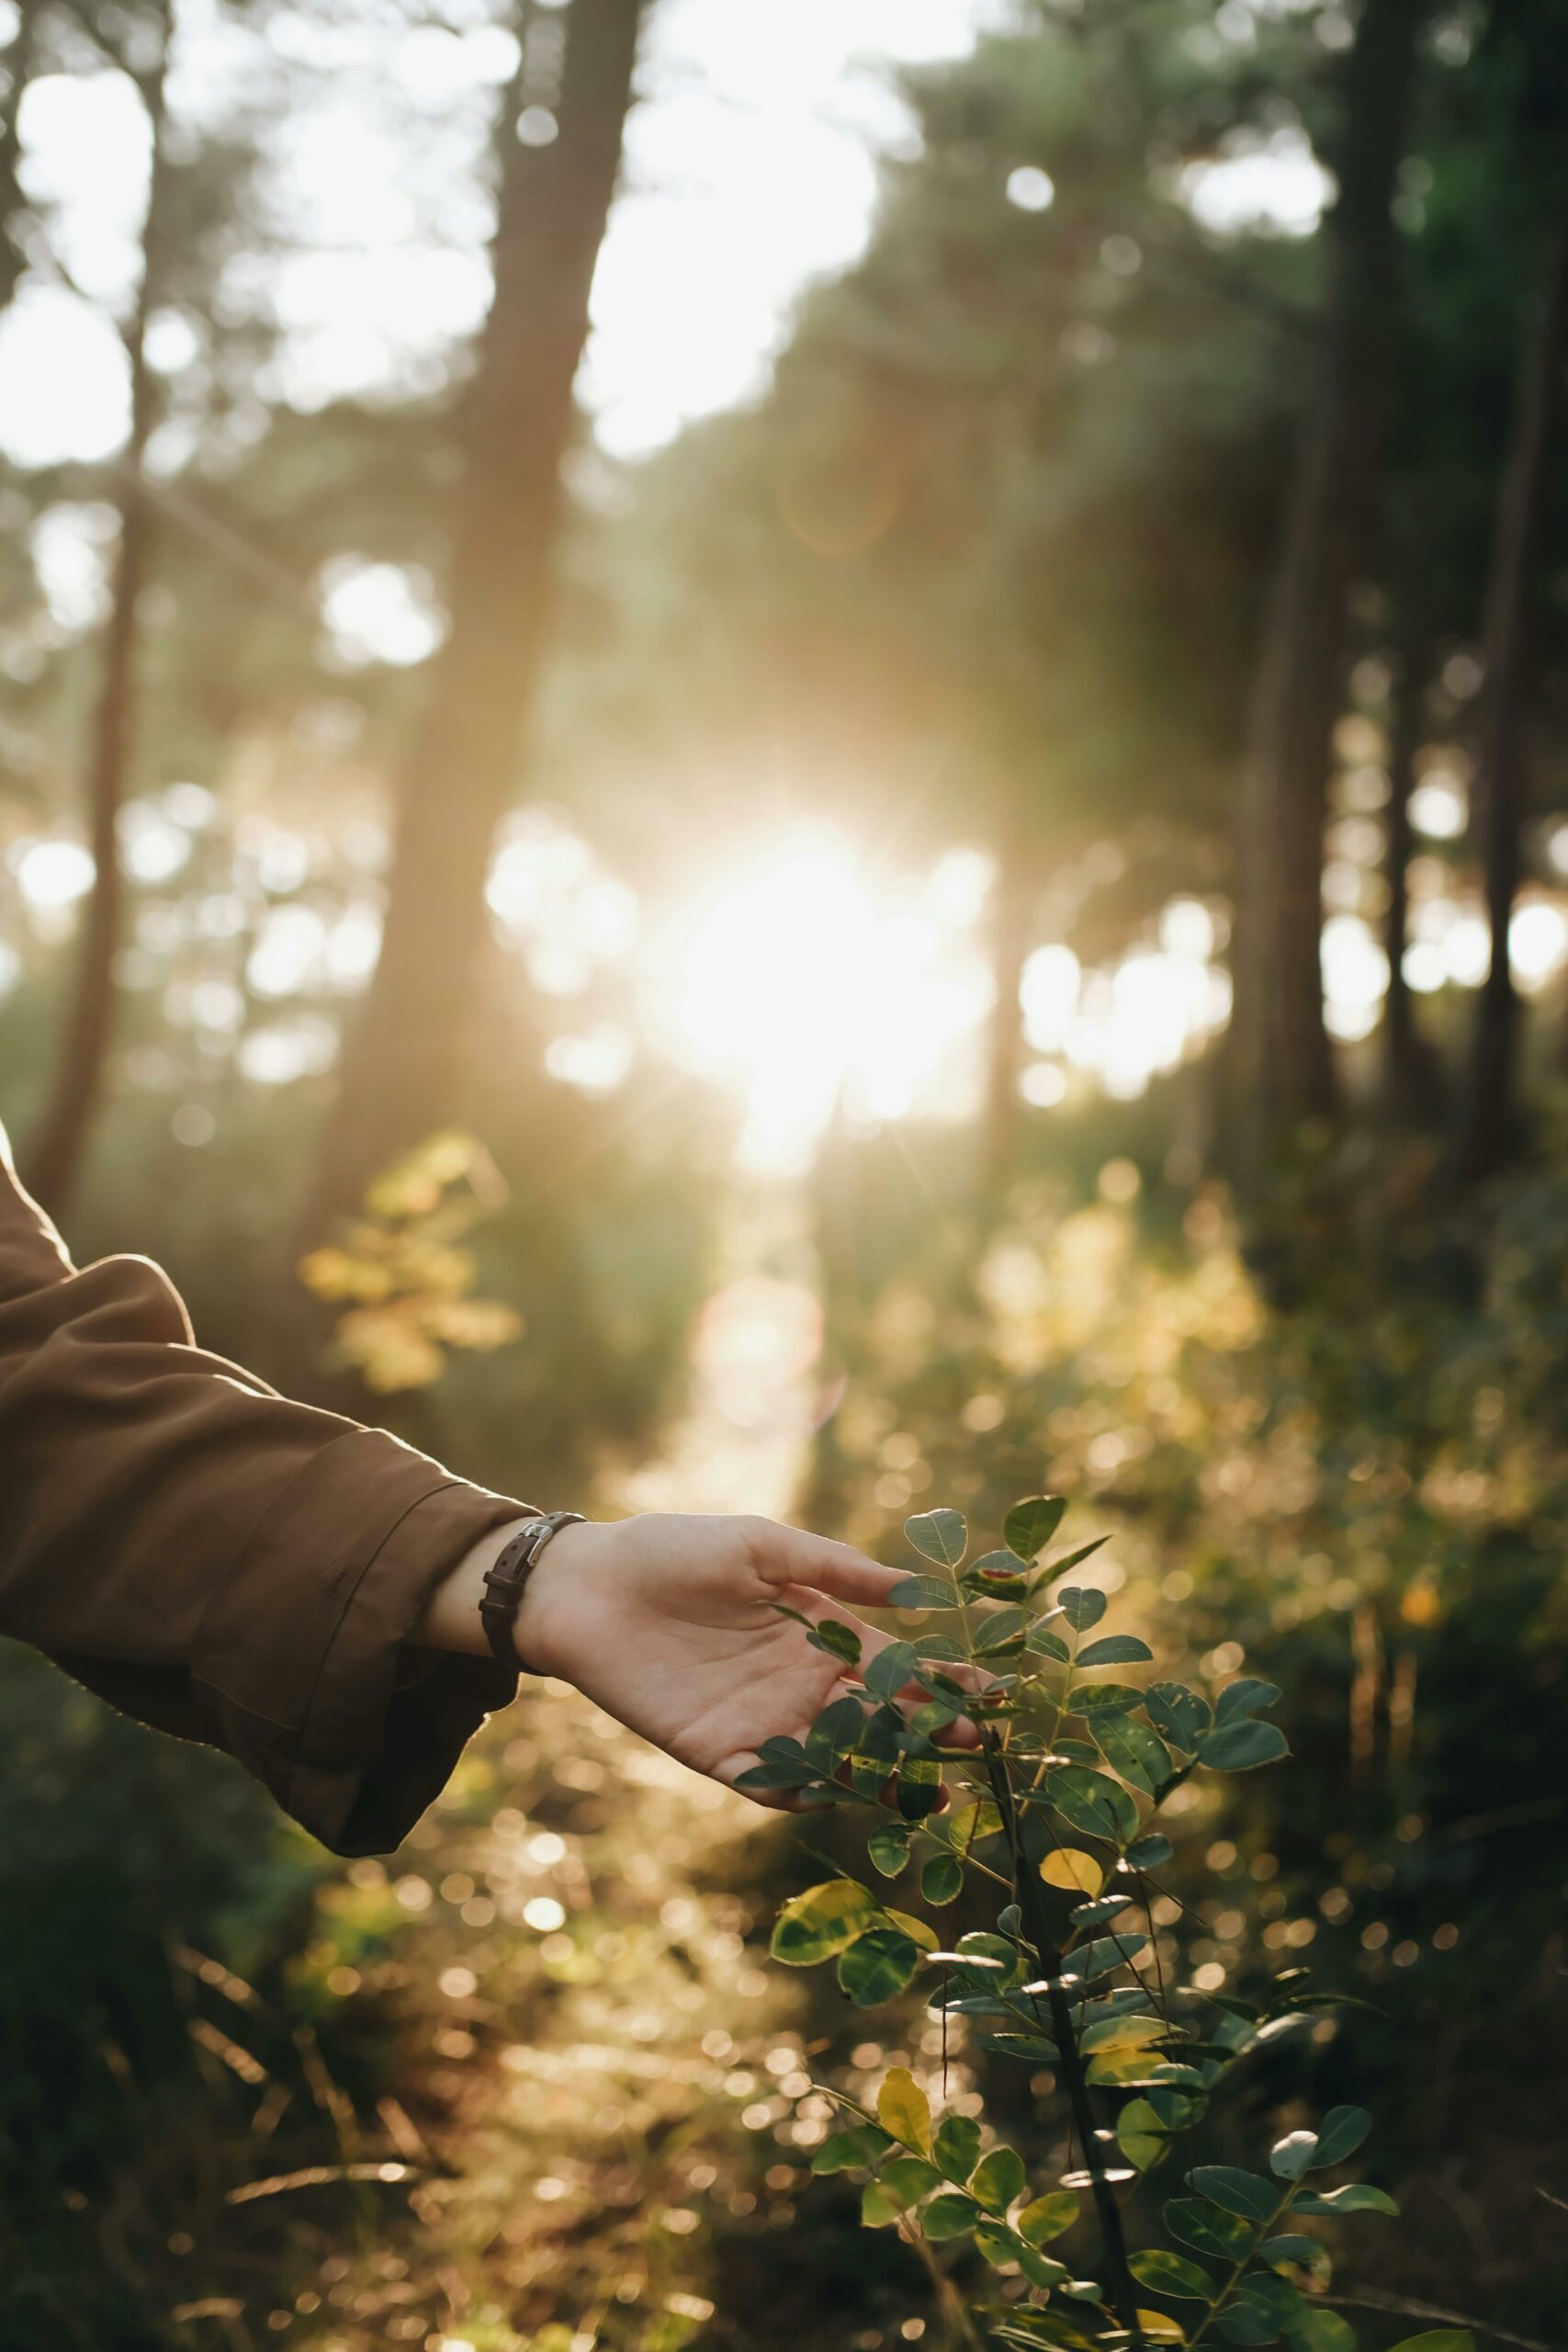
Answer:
514 1511 978 1805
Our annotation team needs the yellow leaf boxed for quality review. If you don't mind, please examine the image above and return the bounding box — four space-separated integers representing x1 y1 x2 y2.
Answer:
1040 1849 1104 1897
1082 2014 1168 2053
1136 2316 1186 2345
883 1908 941 1952
876 2066 932 2156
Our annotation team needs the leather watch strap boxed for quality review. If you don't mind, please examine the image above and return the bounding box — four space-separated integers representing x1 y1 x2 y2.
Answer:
479 1511 587 1667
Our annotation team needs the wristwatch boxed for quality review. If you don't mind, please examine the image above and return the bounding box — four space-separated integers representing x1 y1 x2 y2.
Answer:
479 1511 587 1667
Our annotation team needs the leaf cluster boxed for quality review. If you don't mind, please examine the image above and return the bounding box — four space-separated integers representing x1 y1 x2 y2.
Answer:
761 1496 1448 2352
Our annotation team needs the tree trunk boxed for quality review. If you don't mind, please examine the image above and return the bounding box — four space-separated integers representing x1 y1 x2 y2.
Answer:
1456 218 1568 1181
0 0 39 319
1227 0 1425 1171
22 23 171 1216
313 0 645 1217
1380 650 1438 1119
981 832 1032 1200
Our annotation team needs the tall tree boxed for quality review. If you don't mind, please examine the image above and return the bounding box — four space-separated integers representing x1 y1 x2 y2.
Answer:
315 0 646 1211
1378 647 1438 1118
1456 217 1568 1178
1227 0 1426 1167
22 2 173 1216
981 822 1034 1198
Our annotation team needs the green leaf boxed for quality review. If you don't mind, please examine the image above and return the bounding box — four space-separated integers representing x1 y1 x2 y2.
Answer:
888 1573 960 1608
1164 2196 1255 2262
1026 1623 1072 1663
1077 1634 1154 1667
1045 1764 1141 1844
877 2064 932 2154
913 1632 967 1663
975 1606 1031 1656
846 1704 904 1796
1309 2105 1371 2167
1198 1718 1291 1773
1217 2296 1283 2346
1260 2234 1324 2267
1058 1587 1109 1634
1292 2184 1398 2217
920 2191 981 2241
1145 1683 1213 1752
968 1549 1032 1591
1068 1681 1145 1716
1070 1931 1149 1983
771 1879 876 1965
806 1695 869 1770
868 1820 912 1877
978 2030 1062 2064
974 2219 1022 2270
906 1509 967 1568
1123 1831 1175 1870
1018 2245 1073 2291
1034 1534 1110 1584
1068 1893 1137 1933
1004 1497 1067 1560
881 2154 943 2208
1382 2336 1473 2352
954 1929 1020 1971
921 1851 964 1905
1280 2313 1357 2352
1128 2249 1213 2298
1016 2189 1078 2246
1090 1713 1174 1797
1269 2132 1318 2182
933 2113 983 2185
1116 2098 1174 2172
897 1752 946 1819
808 1617 863 1667
968 2145 1027 2213
734 1741 820 1792
862 2180 902 2228
1214 1678 1281 1723
838 1927 920 2006
1189 2165 1279 2221
811 2125 887 2175
865 1641 919 1703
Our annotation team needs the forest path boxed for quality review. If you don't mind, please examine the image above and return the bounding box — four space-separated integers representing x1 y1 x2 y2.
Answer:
305 1188 856 2352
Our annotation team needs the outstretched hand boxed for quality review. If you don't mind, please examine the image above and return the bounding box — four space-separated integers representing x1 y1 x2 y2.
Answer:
513 1511 978 1805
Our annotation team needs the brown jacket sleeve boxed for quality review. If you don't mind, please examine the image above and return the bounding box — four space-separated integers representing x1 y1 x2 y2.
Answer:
0 1121 526 1854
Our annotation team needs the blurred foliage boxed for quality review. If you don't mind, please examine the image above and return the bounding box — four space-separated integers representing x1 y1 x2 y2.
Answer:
299 1131 524 1394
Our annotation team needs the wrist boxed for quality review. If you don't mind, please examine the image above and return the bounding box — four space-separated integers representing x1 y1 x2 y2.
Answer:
510 1515 607 1679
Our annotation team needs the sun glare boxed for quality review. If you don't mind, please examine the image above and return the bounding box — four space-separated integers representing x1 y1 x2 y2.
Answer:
649 833 995 1174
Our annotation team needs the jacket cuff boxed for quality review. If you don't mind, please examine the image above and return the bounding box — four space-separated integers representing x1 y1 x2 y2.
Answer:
193 1429 526 1854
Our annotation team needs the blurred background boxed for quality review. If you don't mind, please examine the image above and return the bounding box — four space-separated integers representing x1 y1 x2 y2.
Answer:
2 0 1567 2345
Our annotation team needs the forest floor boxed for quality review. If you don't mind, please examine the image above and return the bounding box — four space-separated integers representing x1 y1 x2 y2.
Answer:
217 1197 887 2352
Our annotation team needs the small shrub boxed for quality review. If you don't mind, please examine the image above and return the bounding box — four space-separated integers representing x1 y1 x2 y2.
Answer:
752 1496 1465 2352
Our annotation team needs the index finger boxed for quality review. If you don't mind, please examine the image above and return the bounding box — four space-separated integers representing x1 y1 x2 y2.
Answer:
756 1523 907 1609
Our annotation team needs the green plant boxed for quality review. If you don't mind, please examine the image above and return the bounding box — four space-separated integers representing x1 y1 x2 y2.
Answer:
748 1497 1467 2352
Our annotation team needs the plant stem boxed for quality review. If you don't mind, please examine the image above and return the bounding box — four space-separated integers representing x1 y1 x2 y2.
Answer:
980 1732 1146 2350
903 2216 986 2352
1185 2188 1293 2350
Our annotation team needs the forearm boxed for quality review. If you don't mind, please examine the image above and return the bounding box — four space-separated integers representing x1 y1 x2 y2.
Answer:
0 1120 528 1852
